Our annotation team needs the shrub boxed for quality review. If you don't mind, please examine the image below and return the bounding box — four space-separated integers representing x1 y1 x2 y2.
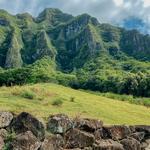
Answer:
70 97 75 102
3 132 16 150
52 98 63 106
142 99 150 107
21 90 36 99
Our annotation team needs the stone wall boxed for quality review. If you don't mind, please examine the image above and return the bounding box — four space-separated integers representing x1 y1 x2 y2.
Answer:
0 112 149 150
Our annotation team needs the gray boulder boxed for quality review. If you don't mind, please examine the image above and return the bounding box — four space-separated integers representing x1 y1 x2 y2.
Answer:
47 114 73 134
0 129 8 139
0 112 13 128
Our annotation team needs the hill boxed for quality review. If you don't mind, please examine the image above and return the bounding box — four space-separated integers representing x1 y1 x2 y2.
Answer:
0 8 150 97
0 83 150 125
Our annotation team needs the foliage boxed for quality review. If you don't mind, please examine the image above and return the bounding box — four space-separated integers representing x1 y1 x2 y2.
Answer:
0 8 150 98
3 132 16 150
70 97 75 102
52 98 63 106
20 90 36 99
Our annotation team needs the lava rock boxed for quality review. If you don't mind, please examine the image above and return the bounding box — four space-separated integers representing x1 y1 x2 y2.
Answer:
12 131 41 150
40 134 64 150
93 139 124 150
120 137 141 150
104 125 131 140
65 128 95 148
129 132 145 142
94 127 114 140
11 112 45 141
75 118 103 132
135 126 150 138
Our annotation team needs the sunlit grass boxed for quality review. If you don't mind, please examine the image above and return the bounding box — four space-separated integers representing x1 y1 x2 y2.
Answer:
0 83 149 125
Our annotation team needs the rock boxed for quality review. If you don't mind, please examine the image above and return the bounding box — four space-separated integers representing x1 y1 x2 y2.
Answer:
94 129 103 141
12 131 41 150
135 126 150 138
0 129 8 139
145 139 150 150
40 134 64 150
71 147 92 150
63 148 81 150
75 118 103 132
141 140 150 150
0 112 13 128
94 127 114 140
47 114 73 134
83 147 92 150
129 126 136 133
11 112 45 140
93 139 124 150
64 148 92 150
146 145 150 150
65 128 95 148
141 142 148 150
130 132 145 142
120 137 141 150
104 125 131 140
135 126 150 133
0 136 4 150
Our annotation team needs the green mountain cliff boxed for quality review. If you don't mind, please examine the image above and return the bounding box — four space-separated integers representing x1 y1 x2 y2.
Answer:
0 8 150 97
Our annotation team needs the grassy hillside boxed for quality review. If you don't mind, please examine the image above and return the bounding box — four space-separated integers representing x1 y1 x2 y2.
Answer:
0 83 149 125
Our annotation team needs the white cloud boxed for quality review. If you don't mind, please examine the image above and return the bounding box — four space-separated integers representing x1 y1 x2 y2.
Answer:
113 0 123 6
143 0 150 7
0 0 149 33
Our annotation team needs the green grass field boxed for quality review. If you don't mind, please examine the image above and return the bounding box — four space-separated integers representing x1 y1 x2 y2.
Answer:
0 83 149 125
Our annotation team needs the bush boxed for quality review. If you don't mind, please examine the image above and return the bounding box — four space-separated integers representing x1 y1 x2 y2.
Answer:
70 97 75 102
52 98 63 106
142 99 150 107
21 90 36 99
3 132 16 150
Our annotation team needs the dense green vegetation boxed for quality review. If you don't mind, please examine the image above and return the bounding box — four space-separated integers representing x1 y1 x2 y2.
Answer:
70 53 150 97
0 83 150 125
0 8 150 99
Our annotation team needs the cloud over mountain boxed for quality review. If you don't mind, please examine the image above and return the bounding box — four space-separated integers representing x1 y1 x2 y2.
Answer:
0 0 149 33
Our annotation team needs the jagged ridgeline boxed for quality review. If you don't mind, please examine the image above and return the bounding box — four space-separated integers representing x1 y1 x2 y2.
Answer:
0 8 150 97
0 8 150 69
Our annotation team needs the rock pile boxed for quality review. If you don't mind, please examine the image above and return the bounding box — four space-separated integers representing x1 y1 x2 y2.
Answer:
0 111 149 150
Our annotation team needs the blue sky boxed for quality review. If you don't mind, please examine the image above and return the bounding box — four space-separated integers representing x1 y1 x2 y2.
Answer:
0 0 150 33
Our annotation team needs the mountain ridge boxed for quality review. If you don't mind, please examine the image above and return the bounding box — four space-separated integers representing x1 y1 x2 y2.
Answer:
0 8 150 97
0 8 150 69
